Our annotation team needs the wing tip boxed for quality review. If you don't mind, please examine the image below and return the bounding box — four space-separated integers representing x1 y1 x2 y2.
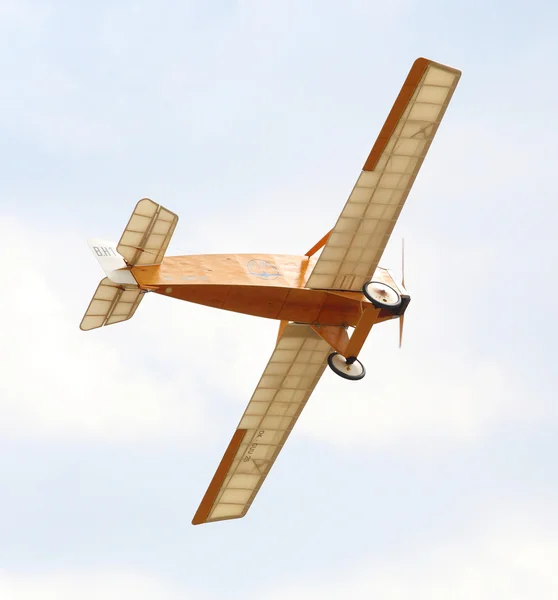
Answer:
412 56 430 71
191 428 248 526
362 57 430 172
362 56 461 172
414 56 462 75
191 513 248 526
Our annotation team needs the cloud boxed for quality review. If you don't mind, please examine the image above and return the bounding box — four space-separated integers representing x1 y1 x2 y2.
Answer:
0 216 212 443
0 570 197 600
299 346 519 446
0 0 37 23
1 520 556 599
266 524 558 600
2 82 554 446
0 210 550 447
295 237 540 447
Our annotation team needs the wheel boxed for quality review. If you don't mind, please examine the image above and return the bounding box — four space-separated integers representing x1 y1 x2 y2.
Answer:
363 280 401 310
327 352 366 381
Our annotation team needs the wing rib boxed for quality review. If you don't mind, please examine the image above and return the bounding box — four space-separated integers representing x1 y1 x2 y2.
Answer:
192 324 331 525
306 57 461 291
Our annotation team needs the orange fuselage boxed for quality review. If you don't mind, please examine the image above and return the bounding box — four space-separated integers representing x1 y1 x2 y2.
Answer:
132 253 397 327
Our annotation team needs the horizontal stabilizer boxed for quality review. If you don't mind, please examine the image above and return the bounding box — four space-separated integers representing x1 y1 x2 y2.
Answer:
117 198 178 266
80 278 143 331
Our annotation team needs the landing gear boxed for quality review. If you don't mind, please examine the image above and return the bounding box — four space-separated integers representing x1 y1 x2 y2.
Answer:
363 281 401 311
327 352 366 381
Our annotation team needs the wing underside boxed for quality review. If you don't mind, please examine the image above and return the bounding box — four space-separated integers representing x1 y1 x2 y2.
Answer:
306 57 461 291
192 324 332 525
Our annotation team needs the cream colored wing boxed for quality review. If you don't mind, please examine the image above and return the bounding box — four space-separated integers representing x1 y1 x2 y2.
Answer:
306 57 461 291
117 198 178 266
79 278 143 331
192 324 331 525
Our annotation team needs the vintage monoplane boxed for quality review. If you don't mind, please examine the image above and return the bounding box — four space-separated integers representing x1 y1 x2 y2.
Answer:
80 57 461 524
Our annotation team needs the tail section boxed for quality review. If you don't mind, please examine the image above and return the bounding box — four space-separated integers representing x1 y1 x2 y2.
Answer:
87 238 137 285
80 198 179 331
80 278 143 331
117 198 178 266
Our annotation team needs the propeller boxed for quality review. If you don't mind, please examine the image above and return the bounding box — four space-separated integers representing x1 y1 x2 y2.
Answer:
401 238 405 288
399 238 405 348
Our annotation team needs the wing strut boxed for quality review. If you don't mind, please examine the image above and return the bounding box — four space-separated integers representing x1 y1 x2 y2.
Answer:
305 229 333 257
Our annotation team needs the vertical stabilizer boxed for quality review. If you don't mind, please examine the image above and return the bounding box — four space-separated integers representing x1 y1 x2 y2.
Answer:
87 238 137 285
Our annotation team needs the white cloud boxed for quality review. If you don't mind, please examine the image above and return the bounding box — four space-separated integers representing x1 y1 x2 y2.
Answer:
266 525 558 600
299 346 518 446
0 0 38 23
296 237 539 447
0 216 212 443
2 77 554 446
0 211 549 446
0 570 198 600
1 522 556 599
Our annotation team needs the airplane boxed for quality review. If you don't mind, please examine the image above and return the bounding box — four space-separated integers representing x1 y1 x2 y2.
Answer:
80 57 461 525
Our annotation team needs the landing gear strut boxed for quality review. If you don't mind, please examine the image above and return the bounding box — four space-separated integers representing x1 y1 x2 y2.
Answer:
327 352 366 381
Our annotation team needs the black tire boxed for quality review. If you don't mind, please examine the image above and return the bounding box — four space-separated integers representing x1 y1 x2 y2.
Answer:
363 280 402 310
327 352 366 381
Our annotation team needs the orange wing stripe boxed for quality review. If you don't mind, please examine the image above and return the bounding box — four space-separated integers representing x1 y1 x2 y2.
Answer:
192 428 247 525
362 57 429 172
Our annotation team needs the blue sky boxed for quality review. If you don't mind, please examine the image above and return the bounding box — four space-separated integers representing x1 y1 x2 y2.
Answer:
1 0 558 597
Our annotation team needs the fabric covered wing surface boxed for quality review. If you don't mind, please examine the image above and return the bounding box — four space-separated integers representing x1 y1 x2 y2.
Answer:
192 324 331 525
306 58 461 291
79 278 143 331
117 198 178 266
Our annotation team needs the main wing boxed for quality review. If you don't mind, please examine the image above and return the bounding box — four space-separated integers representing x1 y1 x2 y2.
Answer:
192 324 331 525
306 57 461 290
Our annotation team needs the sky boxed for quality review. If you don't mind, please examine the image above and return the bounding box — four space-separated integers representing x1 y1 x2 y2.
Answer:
1 0 558 597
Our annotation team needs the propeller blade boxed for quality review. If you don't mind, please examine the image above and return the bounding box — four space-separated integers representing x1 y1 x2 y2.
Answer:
401 238 405 289
399 239 406 348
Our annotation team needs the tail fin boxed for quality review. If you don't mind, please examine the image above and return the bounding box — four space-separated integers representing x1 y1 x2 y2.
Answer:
80 198 178 331
87 238 137 285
